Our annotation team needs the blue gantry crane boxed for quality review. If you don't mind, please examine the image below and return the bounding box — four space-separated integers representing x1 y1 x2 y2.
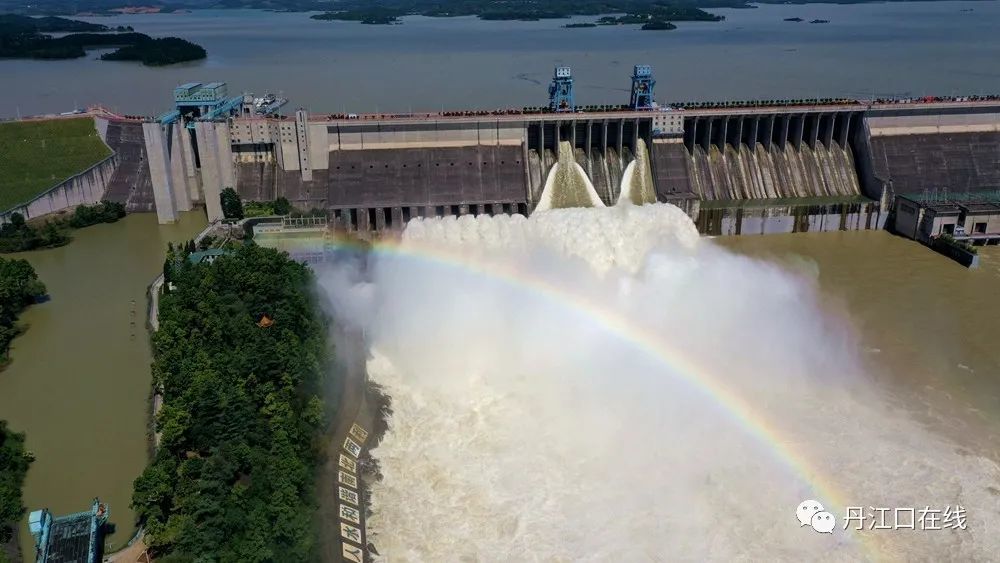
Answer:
630 65 656 110
157 82 244 127
549 66 575 112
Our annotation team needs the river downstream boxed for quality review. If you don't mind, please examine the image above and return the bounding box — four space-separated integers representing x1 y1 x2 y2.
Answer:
0 212 205 557
719 231 1000 460
3 210 999 560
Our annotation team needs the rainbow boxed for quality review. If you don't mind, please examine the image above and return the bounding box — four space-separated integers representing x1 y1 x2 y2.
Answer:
259 230 879 560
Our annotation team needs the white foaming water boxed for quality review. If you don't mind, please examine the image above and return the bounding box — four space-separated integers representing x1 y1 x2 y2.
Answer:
535 141 605 211
317 204 1000 561
618 139 657 206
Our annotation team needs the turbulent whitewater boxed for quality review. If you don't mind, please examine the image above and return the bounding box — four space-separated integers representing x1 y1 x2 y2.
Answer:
317 203 1000 561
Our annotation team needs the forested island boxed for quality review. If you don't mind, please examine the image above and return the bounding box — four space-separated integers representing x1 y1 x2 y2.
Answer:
641 20 677 30
100 36 205 64
0 14 205 64
310 7 401 24
133 243 328 560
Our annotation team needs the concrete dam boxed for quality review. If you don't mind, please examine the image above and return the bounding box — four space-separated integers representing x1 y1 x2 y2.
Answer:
90 72 1000 238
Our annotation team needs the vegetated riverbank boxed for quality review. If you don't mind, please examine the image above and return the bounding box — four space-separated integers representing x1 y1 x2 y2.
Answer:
133 243 329 560
0 202 126 253
0 14 205 65
0 256 46 368
0 258 43 562
0 420 32 563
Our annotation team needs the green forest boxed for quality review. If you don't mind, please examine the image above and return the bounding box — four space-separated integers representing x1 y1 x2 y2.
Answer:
0 256 46 364
133 243 328 561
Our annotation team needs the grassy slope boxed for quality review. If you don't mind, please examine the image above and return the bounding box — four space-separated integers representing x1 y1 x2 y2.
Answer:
0 117 113 211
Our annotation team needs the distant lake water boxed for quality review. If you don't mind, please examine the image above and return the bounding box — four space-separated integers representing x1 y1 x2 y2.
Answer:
3 2 1000 118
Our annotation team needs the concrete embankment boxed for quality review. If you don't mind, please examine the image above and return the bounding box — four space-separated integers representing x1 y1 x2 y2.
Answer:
0 155 118 223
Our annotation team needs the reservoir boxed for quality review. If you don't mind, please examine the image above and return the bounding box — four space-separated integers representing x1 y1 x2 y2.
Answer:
0 211 206 558
3 1 1000 118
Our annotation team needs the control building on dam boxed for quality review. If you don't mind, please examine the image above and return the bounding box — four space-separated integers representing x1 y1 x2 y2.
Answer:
121 70 1000 237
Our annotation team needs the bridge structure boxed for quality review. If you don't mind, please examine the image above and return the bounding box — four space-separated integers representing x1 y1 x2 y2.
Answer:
101 66 1000 236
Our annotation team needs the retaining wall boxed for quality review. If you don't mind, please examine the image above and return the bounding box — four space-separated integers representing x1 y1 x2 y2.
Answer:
1 154 118 223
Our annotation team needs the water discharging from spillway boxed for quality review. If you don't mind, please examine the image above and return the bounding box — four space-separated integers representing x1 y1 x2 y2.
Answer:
317 204 1000 560
689 141 862 200
619 138 657 205
534 141 605 211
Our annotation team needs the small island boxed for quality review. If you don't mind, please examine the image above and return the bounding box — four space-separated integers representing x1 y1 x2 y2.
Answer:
641 20 677 31
310 8 401 25
784 17 803 22
597 7 723 25
0 14 206 65
810 19 830 24
564 22 597 28
100 36 206 65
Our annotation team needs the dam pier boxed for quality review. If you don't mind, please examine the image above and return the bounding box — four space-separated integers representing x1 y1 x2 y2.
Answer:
16 66 1000 243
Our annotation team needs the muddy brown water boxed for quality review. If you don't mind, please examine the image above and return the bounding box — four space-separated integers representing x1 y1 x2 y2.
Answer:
0 211 206 558
718 230 1000 461
5 219 998 559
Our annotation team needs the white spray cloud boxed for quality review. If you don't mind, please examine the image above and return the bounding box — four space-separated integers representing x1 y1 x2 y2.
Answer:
316 203 1000 562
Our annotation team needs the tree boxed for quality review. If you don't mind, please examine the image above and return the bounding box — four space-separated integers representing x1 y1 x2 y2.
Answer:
220 188 244 221
0 257 46 360
272 197 291 216
0 420 32 544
